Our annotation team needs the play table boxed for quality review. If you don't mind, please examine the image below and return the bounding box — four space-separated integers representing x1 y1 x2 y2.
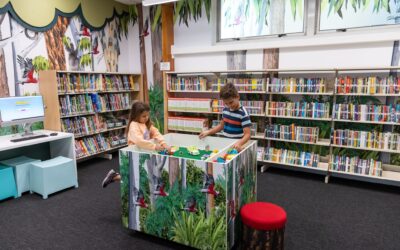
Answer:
119 133 257 249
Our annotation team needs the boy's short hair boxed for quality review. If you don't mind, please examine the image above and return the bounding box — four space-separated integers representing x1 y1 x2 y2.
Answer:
220 83 239 99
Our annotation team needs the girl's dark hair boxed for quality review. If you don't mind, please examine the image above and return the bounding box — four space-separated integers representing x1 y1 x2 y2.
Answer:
125 101 152 134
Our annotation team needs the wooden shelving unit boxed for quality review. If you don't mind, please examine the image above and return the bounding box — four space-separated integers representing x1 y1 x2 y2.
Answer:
39 70 143 162
163 68 400 187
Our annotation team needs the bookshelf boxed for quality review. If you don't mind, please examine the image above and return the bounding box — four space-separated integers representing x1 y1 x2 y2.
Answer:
164 68 400 187
39 70 143 161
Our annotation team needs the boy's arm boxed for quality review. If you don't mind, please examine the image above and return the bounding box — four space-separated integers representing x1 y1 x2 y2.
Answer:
199 120 224 139
232 127 251 151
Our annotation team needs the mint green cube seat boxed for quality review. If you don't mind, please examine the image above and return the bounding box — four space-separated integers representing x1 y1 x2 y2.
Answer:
30 156 78 199
0 156 40 197
0 165 18 201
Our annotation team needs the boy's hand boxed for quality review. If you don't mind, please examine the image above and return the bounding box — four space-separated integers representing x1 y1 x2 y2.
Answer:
232 142 243 152
199 130 209 139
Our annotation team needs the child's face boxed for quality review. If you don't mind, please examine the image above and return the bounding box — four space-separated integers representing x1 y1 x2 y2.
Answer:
138 111 150 124
223 96 240 110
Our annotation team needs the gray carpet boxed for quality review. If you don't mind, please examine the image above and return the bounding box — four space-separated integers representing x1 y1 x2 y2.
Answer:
1 155 399 250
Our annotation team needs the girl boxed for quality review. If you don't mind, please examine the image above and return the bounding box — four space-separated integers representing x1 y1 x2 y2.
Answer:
102 101 168 188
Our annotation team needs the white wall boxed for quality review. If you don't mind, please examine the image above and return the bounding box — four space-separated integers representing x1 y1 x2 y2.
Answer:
172 8 399 71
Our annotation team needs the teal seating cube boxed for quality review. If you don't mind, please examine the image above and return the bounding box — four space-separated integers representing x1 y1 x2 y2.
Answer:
30 156 78 199
0 165 18 201
1 156 40 197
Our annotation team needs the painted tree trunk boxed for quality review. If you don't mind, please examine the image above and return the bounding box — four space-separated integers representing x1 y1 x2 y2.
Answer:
128 152 138 230
181 158 186 189
168 157 180 188
270 0 286 35
0 14 8 97
263 48 279 69
100 19 119 72
0 48 8 97
227 51 247 70
150 12 163 87
147 155 167 207
44 16 69 70
138 4 149 102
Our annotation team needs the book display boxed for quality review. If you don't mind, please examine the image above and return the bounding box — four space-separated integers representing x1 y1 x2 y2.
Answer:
164 68 400 186
39 70 143 161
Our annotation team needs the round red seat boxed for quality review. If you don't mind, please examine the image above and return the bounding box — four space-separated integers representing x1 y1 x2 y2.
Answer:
241 202 287 230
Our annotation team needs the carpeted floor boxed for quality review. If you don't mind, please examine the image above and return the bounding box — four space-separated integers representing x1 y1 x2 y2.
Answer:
1 155 400 250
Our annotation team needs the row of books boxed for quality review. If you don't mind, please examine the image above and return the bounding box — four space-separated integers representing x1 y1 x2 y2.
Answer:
265 124 320 143
75 134 112 159
211 100 265 115
211 78 267 91
267 77 327 93
330 155 382 177
57 73 139 93
332 104 400 123
336 76 400 94
167 76 266 92
61 115 106 136
168 116 209 133
266 102 330 119
167 76 209 91
332 129 400 151
264 147 320 168
60 93 131 116
168 98 212 112
59 94 94 116
75 134 127 159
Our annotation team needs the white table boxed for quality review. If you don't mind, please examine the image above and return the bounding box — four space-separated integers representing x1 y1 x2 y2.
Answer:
0 130 76 169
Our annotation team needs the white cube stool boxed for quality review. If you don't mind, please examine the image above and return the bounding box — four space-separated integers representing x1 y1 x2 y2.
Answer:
30 156 78 199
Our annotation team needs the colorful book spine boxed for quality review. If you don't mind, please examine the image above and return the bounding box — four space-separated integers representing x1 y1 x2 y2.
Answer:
264 147 320 168
266 101 330 119
336 76 400 94
168 98 212 112
333 104 400 123
330 155 383 177
211 100 264 115
265 124 320 143
267 77 326 93
168 116 209 132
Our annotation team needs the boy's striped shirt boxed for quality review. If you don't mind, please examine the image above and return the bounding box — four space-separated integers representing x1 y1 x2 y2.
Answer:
222 106 251 138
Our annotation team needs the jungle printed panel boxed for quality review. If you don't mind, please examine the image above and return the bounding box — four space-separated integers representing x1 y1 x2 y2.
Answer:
120 150 230 249
226 142 257 249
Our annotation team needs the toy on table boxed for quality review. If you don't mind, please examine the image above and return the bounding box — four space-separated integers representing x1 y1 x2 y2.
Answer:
213 148 239 163
170 146 179 154
187 146 200 156
158 149 169 155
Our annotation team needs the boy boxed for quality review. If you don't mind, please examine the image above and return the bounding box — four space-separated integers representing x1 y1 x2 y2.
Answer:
199 83 251 151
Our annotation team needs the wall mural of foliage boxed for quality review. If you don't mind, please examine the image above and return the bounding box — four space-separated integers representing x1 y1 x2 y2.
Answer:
119 143 257 249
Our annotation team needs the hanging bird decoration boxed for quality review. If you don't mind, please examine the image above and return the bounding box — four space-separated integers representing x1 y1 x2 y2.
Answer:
153 175 168 196
140 18 149 37
133 187 148 208
182 196 198 213
201 174 219 197
91 36 99 55
17 55 38 84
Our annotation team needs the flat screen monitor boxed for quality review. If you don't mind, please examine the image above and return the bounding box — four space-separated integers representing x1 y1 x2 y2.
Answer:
0 96 45 127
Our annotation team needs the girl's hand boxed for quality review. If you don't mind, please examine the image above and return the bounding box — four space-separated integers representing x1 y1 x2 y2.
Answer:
155 144 163 151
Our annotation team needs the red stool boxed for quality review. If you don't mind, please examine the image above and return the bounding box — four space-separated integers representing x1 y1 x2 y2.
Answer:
240 202 287 250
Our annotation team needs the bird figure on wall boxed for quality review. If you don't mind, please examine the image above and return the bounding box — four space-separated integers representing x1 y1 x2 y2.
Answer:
182 196 198 213
201 174 219 197
140 18 149 37
77 24 91 37
62 36 79 70
153 175 168 196
133 187 148 208
17 55 37 84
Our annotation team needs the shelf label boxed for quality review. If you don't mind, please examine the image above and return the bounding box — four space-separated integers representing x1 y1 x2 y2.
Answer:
160 62 170 71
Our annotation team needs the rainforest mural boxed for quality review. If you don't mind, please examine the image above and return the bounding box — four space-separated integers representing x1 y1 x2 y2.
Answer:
119 142 257 249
